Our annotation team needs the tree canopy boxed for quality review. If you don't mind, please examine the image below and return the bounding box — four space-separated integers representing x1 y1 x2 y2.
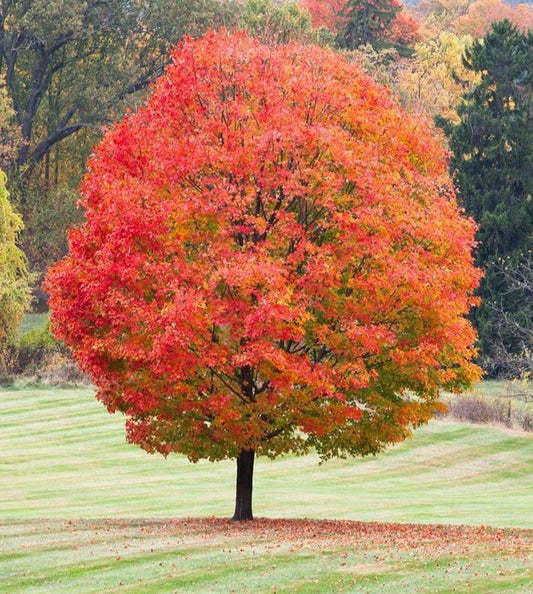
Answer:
46 30 480 519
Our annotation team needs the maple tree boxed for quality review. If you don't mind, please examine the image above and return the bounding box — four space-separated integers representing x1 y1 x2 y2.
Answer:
388 9 422 46
46 30 480 520
299 0 346 30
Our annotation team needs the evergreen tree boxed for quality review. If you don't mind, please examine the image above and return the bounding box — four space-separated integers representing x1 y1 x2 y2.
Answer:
337 0 401 49
441 21 533 374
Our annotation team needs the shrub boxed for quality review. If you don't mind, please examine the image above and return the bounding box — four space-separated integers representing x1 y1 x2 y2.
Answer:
514 407 533 432
6 316 88 386
14 318 60 373
445 391 533 432
447 395 509 425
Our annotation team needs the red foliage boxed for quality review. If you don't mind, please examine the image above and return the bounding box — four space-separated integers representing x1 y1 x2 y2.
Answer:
46 31 480 465
299 0 346 30
389 9 422 45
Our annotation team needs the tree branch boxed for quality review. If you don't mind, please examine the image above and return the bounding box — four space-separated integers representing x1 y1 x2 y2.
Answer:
23 121 93 174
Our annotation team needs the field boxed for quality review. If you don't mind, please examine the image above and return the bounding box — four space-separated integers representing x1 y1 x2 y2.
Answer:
1 385 533 592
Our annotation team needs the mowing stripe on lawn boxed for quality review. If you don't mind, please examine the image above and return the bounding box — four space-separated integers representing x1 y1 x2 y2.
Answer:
1 386 533 526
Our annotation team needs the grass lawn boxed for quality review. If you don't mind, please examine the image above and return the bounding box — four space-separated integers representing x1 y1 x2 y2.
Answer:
1 385 532 591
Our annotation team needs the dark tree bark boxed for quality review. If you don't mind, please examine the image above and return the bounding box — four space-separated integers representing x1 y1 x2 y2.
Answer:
232 449 255 521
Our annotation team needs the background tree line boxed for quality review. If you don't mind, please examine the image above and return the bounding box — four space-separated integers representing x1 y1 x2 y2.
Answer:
0 0 532 378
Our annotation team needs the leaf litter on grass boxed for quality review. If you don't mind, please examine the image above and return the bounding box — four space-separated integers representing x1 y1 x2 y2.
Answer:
2 517 532 593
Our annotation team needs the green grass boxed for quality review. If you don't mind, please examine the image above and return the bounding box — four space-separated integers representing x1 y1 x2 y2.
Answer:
16 313 49 336
1 385 533 525
471 378 533 402
1 385 533 592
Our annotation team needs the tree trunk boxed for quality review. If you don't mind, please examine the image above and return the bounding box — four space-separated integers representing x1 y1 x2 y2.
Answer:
232 449 255 521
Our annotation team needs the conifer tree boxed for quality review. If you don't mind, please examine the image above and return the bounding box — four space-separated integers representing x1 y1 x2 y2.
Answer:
337 0 401 49
441 21 533 373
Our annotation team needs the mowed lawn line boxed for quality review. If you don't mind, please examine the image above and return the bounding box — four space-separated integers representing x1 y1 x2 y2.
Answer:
1 518 532 593
1 386 533 526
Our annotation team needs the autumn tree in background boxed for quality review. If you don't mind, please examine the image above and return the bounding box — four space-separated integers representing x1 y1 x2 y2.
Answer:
454 0 515 37
299 0 346 30
0 172 29 345
416 0 473 35
0 0 238 176
416 0 533 38
397 32 478 122
46 31 480 520
440 21 533 375
300 0 419 49
389 9 422 46
240 0 313 44
454 0 533 38
0 0 240 276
